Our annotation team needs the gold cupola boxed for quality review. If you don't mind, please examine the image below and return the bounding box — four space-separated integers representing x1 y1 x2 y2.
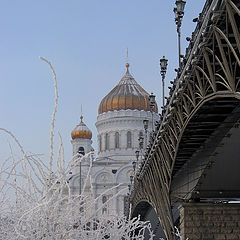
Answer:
98 63 158 114
71 116 92 140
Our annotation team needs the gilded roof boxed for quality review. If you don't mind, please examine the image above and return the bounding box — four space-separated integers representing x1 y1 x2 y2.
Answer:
71 116 92 140
98 64 158 114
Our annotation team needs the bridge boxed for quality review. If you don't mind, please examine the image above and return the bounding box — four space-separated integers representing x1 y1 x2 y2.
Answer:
130 0 240 239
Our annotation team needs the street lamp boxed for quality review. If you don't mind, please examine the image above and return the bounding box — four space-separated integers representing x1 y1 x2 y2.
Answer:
135 150 140 161
174 0 186 68
135 150 140 170
130 175 134 185
77 153 83 195
160 56 168 107
143 119 149 132
176 0 186 13
138 136 144 150
149 93 156 133
149 93 156 110
77 147 85 195
143 119 149 150
132 161 136 172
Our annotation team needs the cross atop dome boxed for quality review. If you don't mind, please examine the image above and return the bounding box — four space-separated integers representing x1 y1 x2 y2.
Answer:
125 62 130 73
126 48 130 73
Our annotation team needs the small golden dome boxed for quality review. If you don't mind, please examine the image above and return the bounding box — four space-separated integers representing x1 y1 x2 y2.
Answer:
71 116 92 140
98 65 158 114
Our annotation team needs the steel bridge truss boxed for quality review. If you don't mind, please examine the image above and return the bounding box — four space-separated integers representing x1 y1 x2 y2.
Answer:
130 0 240 239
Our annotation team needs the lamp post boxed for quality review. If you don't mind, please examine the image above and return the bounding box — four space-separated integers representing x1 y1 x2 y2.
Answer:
130 175 133 185
128 184 131 193
78 153 82 195
130 175 134 192
143 119 149 149
135 150 140 170
160 56 168 107
138 136 144 165
132 160 136 173
174 0 186 68
149 93 156 109
135 150 139 161
78 148 85 195
149 93 156 132
138 136 144 150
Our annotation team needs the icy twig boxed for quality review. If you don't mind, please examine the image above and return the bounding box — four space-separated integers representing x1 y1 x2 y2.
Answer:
39 56 58 184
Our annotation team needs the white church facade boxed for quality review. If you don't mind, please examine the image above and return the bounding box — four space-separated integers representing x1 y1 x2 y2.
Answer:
69 62 159 216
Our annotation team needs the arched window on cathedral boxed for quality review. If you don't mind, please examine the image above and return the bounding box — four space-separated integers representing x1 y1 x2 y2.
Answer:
127 131 132 148
105 133 109 150
102 195 107 214
115 132 119 148
99 135 102 152
139 131 143 139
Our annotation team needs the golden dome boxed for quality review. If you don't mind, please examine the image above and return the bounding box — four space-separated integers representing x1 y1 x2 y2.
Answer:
98 64 158 114
71 116 92 140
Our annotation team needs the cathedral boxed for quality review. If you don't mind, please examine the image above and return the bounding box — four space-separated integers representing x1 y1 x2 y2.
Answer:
69 62 159 216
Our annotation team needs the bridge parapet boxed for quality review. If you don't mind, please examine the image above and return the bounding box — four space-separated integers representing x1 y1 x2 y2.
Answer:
130 0 240 239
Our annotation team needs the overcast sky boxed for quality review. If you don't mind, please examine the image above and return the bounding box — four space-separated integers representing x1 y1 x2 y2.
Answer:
0 0 206 164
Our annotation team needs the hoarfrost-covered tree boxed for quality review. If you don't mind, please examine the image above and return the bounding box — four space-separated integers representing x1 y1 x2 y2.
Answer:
0 57 156 240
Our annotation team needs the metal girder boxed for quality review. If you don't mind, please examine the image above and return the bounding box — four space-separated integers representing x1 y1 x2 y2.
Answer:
131 1 240 239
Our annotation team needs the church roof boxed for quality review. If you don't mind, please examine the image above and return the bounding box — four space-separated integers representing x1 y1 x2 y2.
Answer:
98 63 158 114
71 116 92 140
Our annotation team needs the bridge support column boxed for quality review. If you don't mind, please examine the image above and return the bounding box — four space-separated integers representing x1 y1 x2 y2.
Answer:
179 203 240 240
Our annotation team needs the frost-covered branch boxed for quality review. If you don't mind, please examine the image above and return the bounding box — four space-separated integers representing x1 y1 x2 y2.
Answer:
0 58 159 240
39 56 58 183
